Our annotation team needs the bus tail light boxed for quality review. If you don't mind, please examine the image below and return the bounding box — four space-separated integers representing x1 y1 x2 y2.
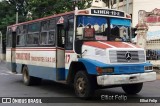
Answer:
96 67 114 74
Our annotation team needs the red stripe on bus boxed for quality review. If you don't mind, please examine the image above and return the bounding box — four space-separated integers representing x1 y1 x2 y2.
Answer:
7 47 63 49
65 50 75 53
6 47 67 51
132 44 141 48
84 42 111 49
102 42 135 48
13 50 56 51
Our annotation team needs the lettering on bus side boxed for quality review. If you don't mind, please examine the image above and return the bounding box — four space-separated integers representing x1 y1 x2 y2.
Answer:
16 53 56 63
16 53 30 60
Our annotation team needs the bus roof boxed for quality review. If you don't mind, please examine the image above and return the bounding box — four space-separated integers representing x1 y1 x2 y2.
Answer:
8 11 74 28
8 7 131 29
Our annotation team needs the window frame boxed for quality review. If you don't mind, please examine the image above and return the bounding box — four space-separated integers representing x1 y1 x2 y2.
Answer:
6 27 12 47
40 18 56 46
65 16 74 50
16 25 27 46
26 32 40 45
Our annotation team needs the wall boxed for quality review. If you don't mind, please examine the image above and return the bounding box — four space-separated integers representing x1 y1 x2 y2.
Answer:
132 0 160 27
111 0 160 27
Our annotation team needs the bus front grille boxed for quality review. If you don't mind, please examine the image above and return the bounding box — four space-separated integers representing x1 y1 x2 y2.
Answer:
109 50 145 63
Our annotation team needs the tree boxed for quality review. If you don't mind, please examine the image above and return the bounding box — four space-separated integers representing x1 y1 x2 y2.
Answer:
0 0 28 35
8 0 29 22
0 0 16 35
27 0 93 19
0 0 29 52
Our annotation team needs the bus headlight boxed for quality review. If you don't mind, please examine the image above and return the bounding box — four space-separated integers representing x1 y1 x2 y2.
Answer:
96 67 114 74
144 66 153 71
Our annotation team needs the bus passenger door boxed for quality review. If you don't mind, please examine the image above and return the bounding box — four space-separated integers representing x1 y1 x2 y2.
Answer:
11 32 17 73
56 25 65 80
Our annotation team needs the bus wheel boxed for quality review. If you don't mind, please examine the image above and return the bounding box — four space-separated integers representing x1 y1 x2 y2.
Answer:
74 71 94 99
122 83 143 95
22 66 41 86
22 66 31 86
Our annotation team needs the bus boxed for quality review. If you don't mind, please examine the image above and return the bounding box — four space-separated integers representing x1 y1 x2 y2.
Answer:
6 0 156 98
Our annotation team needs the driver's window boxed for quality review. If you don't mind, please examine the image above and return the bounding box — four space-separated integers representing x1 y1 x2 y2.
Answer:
110 18 131 41
110 26 121 41
120 27 129 41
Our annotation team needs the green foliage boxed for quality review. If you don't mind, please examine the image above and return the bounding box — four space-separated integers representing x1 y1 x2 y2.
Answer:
0 0 106 36
0 0 28 36
27 0 93 19
0 0 15 35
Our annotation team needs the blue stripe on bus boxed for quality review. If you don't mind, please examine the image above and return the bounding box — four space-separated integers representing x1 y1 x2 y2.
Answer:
6 62 66 81
65 69 69 80
78 58 151 75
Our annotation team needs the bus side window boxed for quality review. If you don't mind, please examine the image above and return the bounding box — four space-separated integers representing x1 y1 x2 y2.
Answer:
48 31 55 45
33 33 39 44
16 25 26 46
17 34 25 46
27 33 39 45
40 32 48 44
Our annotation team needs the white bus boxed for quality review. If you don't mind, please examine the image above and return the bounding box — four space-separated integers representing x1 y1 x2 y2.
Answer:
6 0 156 98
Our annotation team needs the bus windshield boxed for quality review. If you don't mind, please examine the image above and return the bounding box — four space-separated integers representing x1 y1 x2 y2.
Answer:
76 16 131 42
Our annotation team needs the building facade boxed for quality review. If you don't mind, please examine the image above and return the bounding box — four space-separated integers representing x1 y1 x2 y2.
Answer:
110 0 160 27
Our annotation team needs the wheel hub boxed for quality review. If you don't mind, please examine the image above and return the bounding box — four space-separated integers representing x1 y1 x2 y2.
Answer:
76 77 86 94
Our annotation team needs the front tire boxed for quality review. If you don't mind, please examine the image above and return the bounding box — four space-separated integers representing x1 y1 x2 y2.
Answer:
122 83 143 95
74 71 95 99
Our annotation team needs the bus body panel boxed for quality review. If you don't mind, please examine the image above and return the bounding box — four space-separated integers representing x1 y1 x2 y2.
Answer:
64 52 77 79
78 58 151 75
6 47 67 81
6 48 17 72
56 49 65 80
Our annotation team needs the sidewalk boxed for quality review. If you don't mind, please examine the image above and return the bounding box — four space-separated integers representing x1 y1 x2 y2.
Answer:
157 74 160 80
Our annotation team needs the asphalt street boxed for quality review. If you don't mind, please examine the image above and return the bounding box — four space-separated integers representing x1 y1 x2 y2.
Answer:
0 62 160 106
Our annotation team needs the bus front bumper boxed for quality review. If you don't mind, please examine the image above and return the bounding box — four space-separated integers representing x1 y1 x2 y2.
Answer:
97 72 156 86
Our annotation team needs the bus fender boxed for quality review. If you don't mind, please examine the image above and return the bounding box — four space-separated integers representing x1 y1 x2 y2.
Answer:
78 58 107 75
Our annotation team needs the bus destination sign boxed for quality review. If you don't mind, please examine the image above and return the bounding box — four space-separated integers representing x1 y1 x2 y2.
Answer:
91 9 125 17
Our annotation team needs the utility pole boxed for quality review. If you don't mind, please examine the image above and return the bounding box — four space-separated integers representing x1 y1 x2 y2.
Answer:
126 0 129 13
0 31 2 61
16 2 18 24
16 11 18 24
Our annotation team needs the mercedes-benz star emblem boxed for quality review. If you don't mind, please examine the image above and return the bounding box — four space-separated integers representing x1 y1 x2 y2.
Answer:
125 52 132 61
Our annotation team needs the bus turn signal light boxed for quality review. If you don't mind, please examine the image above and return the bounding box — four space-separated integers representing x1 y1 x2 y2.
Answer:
96 67 114 74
